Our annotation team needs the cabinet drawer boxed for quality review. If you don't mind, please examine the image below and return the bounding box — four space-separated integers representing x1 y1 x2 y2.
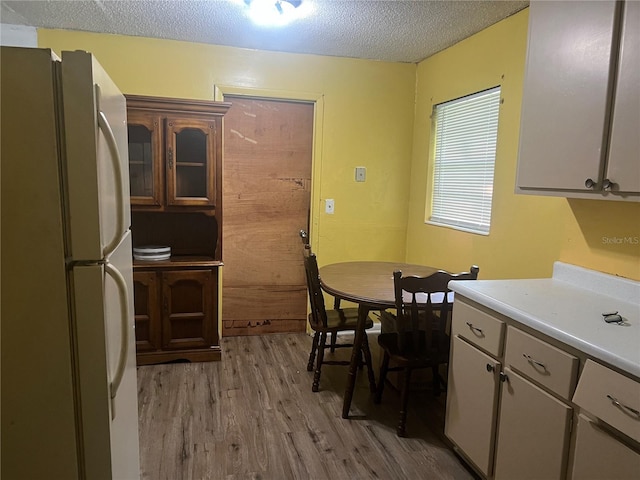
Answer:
573 360 640 443
452 300 505 357
505 326 579 400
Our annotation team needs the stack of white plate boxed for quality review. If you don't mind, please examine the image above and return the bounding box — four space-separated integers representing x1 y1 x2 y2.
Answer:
133 245 171 261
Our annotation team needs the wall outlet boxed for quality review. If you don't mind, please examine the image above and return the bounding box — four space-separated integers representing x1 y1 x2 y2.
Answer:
325 198 335 214
355 167 366 182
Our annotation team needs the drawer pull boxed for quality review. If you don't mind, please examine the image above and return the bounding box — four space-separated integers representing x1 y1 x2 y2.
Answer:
606 394 640 417
523 353 547 372
465 322 484 336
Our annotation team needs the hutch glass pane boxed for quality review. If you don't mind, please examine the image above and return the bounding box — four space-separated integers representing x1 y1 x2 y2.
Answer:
128 124 154 198
175 128 207 198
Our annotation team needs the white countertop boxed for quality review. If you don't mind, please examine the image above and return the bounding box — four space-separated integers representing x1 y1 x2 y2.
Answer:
449 262 640 379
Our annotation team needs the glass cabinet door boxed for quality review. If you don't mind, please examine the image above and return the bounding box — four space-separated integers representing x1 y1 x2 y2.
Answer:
165 117 217 206
127 111 163 206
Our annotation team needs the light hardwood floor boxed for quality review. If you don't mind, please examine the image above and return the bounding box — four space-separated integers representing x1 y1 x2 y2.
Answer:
137 333 477 479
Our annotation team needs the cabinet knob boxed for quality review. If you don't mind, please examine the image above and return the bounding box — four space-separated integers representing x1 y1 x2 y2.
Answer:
499 372 508 383
602 179 615 191
584 178 596 189
486 364 495 373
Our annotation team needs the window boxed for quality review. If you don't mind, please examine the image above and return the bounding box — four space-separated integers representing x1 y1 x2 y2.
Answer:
428 86 501 235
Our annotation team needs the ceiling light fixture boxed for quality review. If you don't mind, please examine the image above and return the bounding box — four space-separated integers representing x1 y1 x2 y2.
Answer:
240 0 310 27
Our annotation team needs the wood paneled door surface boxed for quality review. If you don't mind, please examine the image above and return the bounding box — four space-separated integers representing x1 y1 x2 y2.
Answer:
222 96 313 335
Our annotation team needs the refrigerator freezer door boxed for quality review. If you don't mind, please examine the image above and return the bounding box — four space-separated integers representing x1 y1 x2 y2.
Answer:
72 231 140 479
61 50 131 261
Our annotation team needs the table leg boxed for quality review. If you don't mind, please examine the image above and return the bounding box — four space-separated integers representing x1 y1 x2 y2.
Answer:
342 304 371 419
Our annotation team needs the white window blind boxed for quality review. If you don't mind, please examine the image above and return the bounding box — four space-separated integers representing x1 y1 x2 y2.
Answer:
429 86 501 235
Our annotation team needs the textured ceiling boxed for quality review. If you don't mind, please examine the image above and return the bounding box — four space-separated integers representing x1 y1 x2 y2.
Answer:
0 0 529 63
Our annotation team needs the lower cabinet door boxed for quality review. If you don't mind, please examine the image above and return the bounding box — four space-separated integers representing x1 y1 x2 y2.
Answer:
571 414 640 480
445 336 501 477
494 368 572 480
162 269 214 350
133 271 161 352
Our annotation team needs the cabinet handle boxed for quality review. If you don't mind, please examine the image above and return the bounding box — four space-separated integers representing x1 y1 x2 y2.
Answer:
486 364 495 372
523 353 547 371
105 263 129 420
95 85 127 258
466 322 484 335
499 372 508 383
584 178 596 189
168 147 174 170
606 394 640 417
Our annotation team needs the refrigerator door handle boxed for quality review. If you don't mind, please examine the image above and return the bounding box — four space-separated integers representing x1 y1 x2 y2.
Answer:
95 84 127 258
105 262 129 420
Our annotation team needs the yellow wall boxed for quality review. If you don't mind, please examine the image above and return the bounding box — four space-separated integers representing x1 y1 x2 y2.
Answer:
37 29 416 266
407 9 640 281
39 11 640 282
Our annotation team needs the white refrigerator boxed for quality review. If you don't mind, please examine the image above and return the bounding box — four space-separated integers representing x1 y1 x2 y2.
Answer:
1 47 141 479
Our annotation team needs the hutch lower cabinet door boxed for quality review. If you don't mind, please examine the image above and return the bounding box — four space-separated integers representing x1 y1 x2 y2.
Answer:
133 266 220 365
161 269 214 350
133 271 161 353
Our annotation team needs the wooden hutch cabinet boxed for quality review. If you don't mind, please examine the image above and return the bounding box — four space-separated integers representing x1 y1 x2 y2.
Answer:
126 95 230 365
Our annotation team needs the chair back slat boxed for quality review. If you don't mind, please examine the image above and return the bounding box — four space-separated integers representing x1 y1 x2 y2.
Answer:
303 249 328 328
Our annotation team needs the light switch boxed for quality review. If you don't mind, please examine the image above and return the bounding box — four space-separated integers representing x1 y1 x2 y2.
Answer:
355 167 366 182
325 198 335 214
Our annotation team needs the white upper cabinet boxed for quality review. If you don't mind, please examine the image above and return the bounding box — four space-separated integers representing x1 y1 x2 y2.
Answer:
607 1 640 194
516 1 639 201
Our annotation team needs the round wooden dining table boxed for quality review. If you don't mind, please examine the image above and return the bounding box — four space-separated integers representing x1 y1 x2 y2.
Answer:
319 261 440 419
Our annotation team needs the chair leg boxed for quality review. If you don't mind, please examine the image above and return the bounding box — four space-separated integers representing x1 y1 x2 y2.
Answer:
361 334 376 393
397 367 413 437
312 332 327 392
374 351 390 404
307 331 320 372
330 332 337 353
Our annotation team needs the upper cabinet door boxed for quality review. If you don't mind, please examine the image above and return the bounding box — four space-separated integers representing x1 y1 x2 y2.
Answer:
165 117 217 207
127 111 163 206
516 0 618 191
606 1 640 193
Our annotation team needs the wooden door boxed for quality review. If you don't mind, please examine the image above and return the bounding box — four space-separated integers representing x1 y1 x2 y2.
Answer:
222 97 313 335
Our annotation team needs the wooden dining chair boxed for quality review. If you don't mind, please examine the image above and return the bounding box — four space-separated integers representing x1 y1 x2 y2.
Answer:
300 232 341 354
374 266 479 437
303 248 376 392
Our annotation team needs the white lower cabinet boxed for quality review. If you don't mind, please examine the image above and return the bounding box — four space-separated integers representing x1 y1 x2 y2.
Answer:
445 298 640 480
571 414 640 480
445 336 501 477
493 368 572 480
